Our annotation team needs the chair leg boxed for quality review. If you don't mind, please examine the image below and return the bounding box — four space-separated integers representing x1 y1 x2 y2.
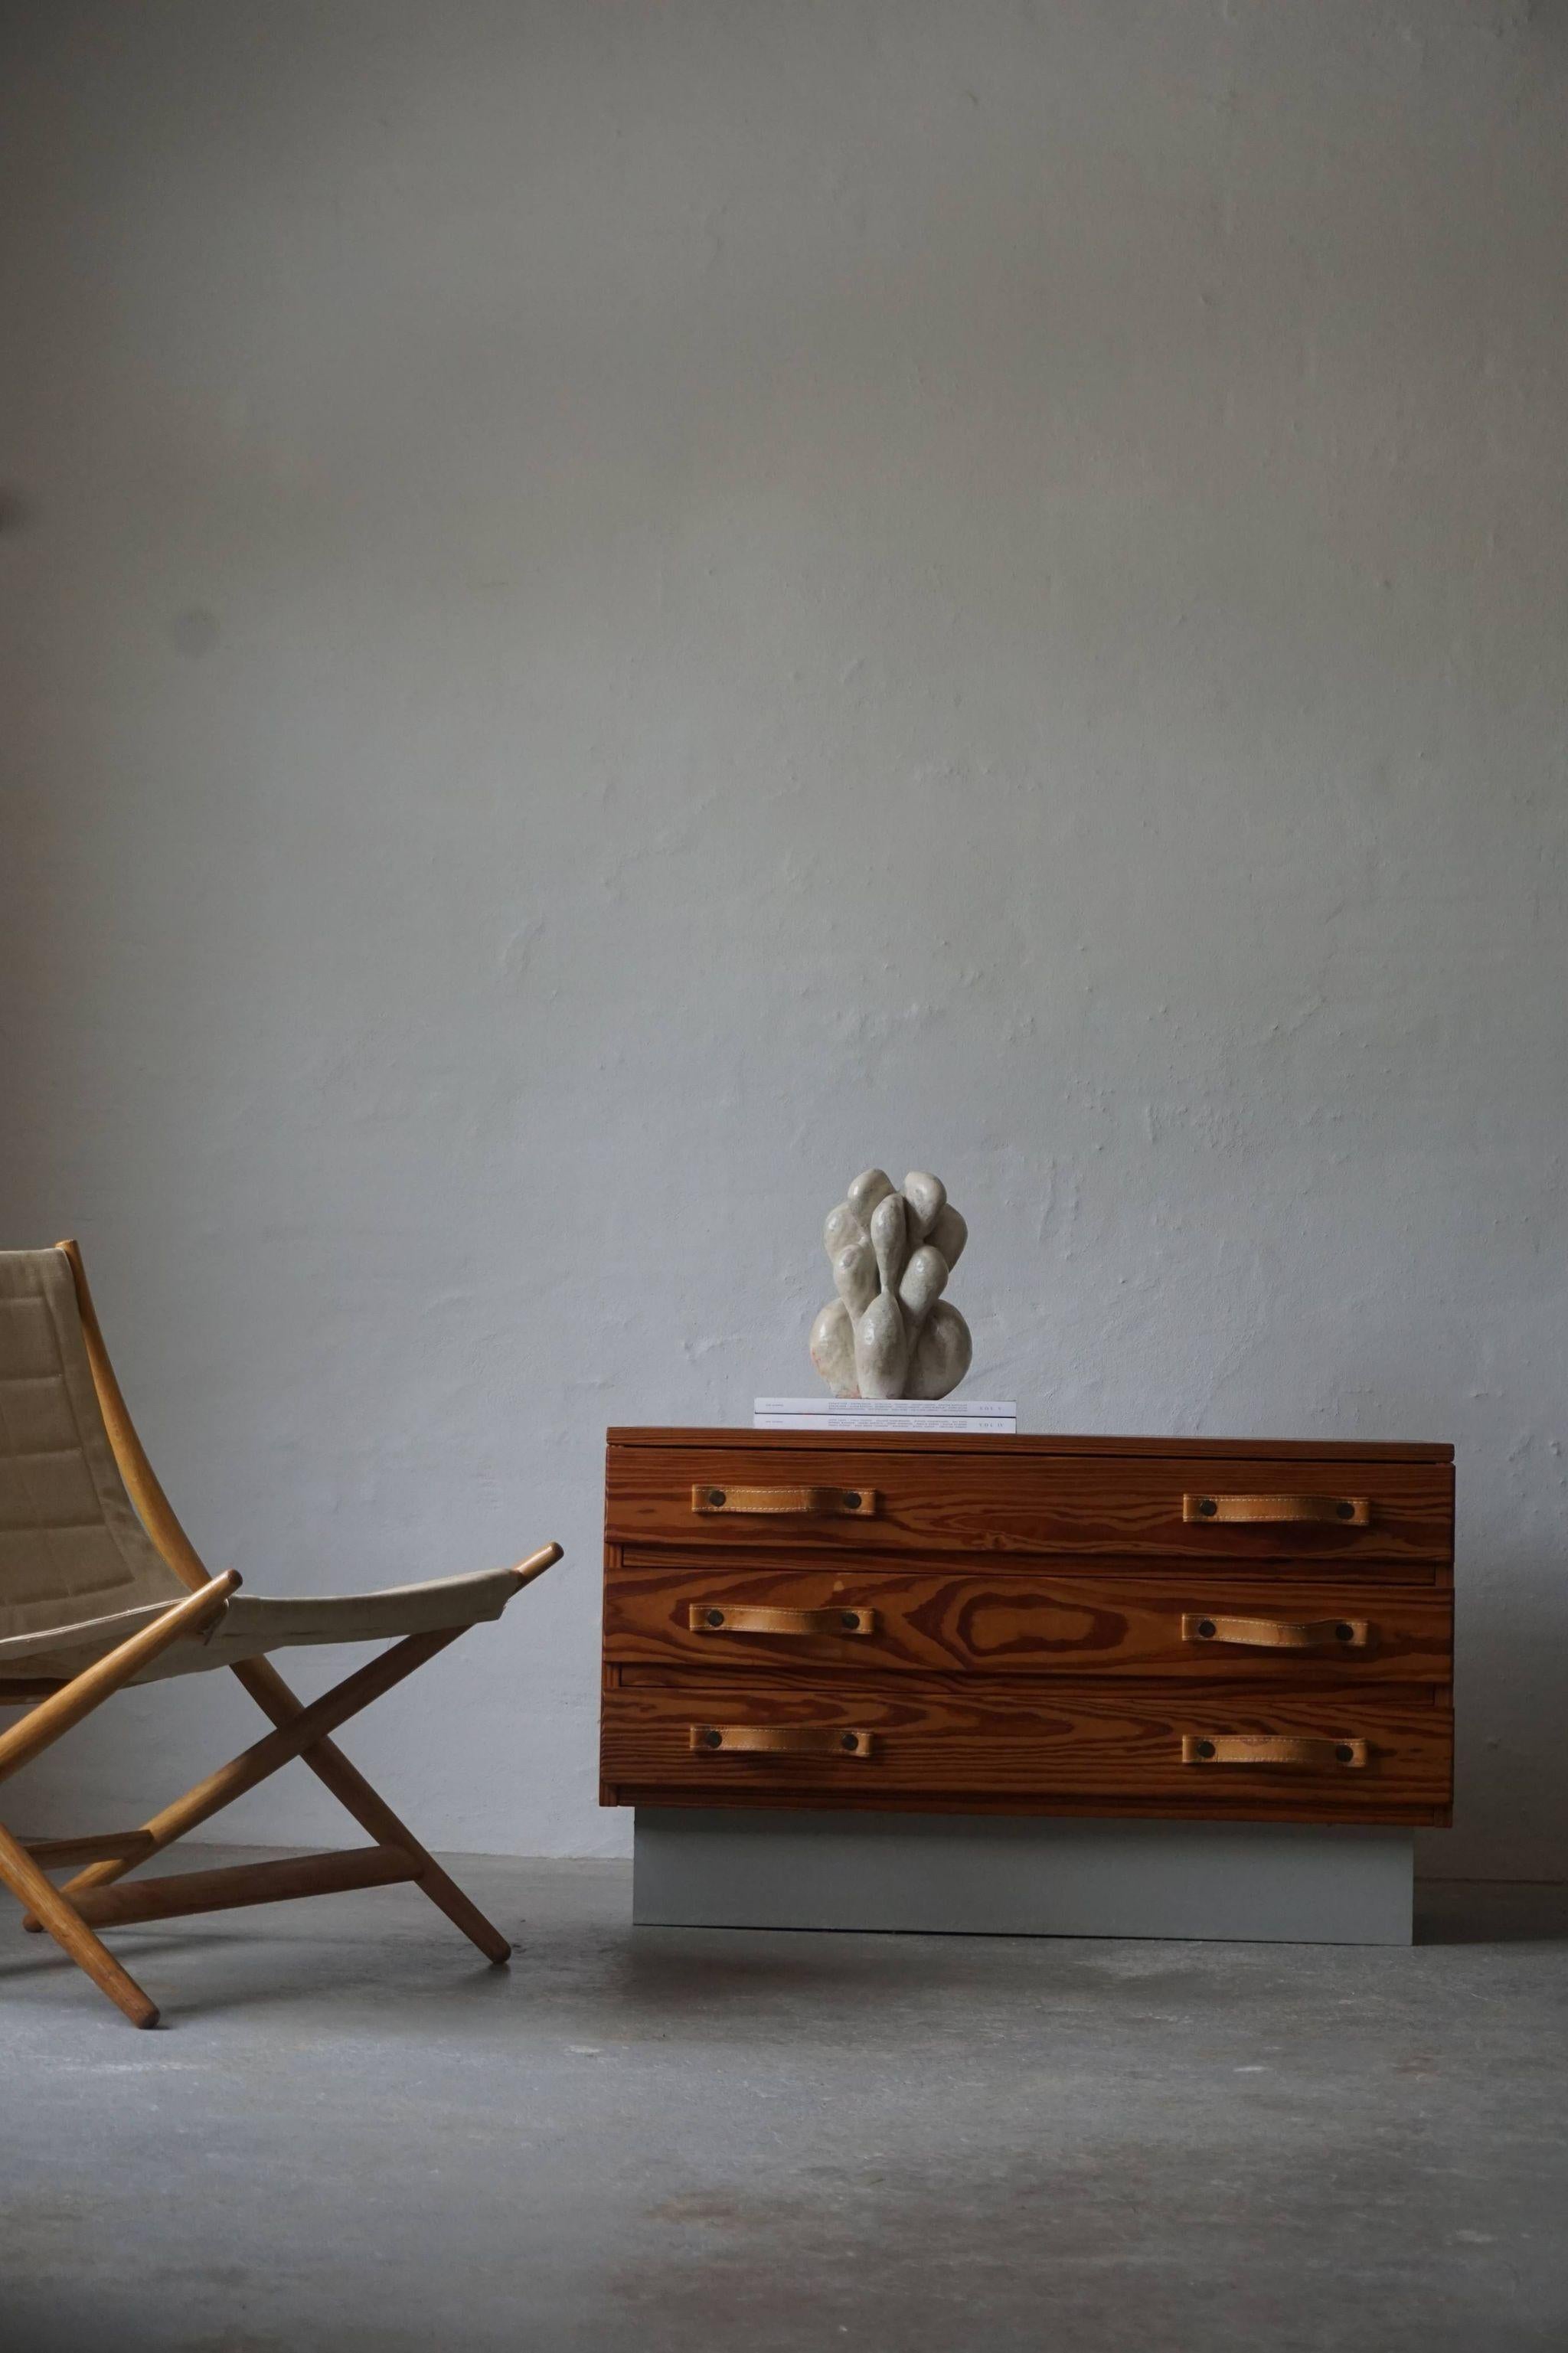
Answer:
233 1656 514 1965
0 1818 159 2028
48 1628 466 1916
18 1642 512 1969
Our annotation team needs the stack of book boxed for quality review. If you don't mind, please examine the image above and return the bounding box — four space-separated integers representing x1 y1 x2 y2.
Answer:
753 1397 1017 1435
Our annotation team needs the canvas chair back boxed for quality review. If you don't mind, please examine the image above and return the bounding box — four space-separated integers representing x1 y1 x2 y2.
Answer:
0 1250 185 1649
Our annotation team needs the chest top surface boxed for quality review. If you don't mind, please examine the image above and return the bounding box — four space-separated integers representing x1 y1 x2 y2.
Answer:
607 1428 1452 1459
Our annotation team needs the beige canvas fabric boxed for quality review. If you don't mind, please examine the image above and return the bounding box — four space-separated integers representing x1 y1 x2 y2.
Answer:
0 1565 521 1682
0 1250 186 1647
0 1248 522 1684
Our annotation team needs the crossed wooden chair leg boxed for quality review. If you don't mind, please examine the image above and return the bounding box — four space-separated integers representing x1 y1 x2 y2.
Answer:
0 1565 550 2028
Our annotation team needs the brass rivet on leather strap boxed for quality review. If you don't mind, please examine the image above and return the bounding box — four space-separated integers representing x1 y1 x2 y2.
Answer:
1196 1498 1217 1517
706 1610 725 1627
1196 1619 1217 1639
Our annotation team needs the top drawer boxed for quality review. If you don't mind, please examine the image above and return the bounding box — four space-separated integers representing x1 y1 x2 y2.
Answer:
605 1440 1454 1568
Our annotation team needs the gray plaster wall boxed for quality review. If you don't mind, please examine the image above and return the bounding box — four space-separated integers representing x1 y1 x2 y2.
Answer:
2 2 1563 1874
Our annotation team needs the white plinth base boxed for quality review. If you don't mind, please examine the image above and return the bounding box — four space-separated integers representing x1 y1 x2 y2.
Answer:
633 1808 1415 1946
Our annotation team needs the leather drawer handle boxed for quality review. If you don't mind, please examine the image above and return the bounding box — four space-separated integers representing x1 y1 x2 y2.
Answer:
1182 1734 1368 1769
1182 1613 1370 1652
1184 1493 1370 1528
691 1484 877 1518
688 1604 877 1637
689 1724 874 1758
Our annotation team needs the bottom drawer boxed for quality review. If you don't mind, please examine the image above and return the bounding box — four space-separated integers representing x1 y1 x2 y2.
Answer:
601 1675 1452 1824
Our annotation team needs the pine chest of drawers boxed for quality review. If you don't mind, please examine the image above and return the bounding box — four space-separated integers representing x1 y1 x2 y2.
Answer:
600 1429 1455 1828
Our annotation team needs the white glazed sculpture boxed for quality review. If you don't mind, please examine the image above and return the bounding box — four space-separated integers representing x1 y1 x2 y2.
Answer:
809 1168 974 1400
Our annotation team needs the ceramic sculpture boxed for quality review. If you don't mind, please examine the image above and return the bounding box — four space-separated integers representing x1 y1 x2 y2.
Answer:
808 1168 973 1399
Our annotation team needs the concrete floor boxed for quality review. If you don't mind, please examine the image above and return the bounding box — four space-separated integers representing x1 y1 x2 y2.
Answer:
2 1854 1565 2353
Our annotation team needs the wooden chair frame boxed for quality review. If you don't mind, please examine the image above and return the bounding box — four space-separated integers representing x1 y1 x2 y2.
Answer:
0 1242 560 2028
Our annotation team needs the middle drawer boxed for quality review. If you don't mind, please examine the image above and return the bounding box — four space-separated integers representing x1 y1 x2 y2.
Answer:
604 1554 1452 1683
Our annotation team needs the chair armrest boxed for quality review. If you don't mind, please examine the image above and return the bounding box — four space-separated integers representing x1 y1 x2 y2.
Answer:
509 1544 564 1593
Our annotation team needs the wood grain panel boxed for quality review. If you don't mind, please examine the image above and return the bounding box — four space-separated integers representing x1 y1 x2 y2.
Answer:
606 1444 1453 1566
603 1559 1452 1681
601 1674 1452 1824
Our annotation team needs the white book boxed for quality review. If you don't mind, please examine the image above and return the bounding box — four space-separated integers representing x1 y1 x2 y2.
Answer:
754 1413 1015 1435
753 1396 1016 1420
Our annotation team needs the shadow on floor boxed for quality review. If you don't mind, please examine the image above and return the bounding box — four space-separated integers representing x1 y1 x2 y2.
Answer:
1416 1878 1568 1946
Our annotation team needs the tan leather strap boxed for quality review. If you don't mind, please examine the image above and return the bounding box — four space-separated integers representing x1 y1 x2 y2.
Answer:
1184 1493 1370 1528
688 1604 877 1637
1182 1734 1367 1769
688 1724 874 1758
691 1483 877 1518
1182 1613 1370 1652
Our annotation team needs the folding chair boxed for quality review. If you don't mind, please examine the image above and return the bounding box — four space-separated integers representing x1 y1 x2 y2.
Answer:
0 1241 561 2027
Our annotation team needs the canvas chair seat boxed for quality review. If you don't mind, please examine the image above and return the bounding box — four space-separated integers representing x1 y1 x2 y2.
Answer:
0 1564 523 1683
0 1243 561 2028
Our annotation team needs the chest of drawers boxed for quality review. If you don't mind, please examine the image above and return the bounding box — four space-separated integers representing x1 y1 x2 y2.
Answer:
600 1430 1454 1827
